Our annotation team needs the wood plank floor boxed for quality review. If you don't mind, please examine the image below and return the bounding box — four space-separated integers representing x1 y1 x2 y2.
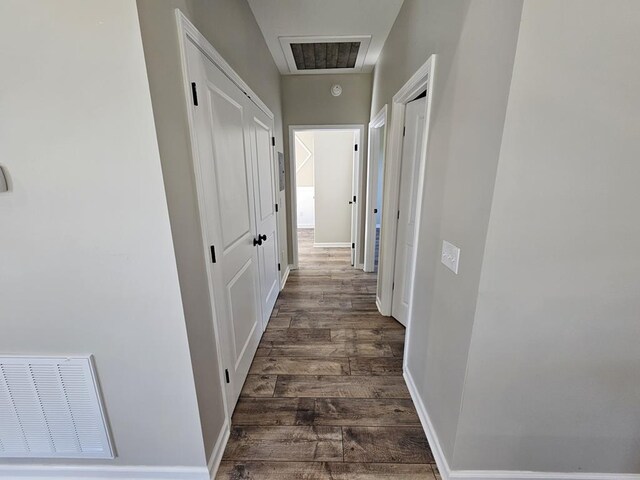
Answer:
217 229 439 479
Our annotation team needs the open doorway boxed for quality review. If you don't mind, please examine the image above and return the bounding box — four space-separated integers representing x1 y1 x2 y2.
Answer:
289 125 364 269
364 106 387 273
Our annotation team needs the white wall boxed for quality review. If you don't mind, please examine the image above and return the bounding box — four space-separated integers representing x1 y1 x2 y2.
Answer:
371 0 524 459
282 74 372 260
0 0 205 471
313 131 355 245
453 0 640 473
136 0 286 460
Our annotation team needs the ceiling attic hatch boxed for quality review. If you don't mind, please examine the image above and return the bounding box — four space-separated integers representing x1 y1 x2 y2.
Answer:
280 36 371 74
291 42 360 70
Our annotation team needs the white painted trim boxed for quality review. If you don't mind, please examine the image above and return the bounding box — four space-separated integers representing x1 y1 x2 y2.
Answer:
297 224 315 229
375 296 384 315
207 420 230 479
378 55 436 316
364 105 387 273
405 368 639 480
175 10 273 120
280 265 291 290
450 472 640 480
0 465 209 480
313 242 351 248
404 367 451 479
279 35 371 75
288 124 365 270
175 7 233 425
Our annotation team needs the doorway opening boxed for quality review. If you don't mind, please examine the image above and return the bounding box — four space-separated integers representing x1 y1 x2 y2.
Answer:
364 106 387 274
289 125 364 269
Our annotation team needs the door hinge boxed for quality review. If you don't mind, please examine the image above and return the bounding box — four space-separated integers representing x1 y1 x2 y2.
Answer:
353 195 356 203
354 144 358 151
397 210 400 220
351 242 355 249
275 203 279 213
403 126 406 136
191 82 198 106
210 245 216 263
392 281 395 290
271 136 276 147
278 263 281 271
224 369 230 384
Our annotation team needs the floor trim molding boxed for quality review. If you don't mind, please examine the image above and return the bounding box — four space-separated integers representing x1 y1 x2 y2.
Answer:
0 465 209 480
403 368 639 480
280 264 291 290
313 242 350 248
207 420 230 479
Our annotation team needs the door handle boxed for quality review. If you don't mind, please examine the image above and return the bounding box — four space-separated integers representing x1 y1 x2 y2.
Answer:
259 234 267 242
253 237 262 246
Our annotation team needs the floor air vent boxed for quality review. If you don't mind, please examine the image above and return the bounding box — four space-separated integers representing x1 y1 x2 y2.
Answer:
0 356 113 459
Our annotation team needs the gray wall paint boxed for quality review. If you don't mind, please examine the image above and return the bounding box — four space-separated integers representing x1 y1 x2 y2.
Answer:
136 0 285 460
454 0 640 473
0 0 205 468
371 0 523 459
282 74 372 263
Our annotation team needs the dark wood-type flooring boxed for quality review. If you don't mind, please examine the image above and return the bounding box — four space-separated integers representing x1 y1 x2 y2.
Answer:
217 229 439 479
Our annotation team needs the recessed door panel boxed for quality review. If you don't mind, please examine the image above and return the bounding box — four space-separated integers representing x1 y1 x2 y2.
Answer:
392 97 427 325
248 106 280 327
208 87 252 248
186 40 262 411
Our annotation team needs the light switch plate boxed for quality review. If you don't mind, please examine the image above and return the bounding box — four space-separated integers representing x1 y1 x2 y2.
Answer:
441 240 460 274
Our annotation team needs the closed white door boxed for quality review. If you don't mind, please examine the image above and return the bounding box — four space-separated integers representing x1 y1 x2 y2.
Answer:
350 138 359 266
186 41 262 410
247 103 280 328
391 97 427 325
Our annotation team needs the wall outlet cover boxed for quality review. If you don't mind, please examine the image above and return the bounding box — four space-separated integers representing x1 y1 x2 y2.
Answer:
441 240 460 274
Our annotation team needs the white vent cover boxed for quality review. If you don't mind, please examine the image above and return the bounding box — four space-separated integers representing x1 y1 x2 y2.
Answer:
0 356 113 459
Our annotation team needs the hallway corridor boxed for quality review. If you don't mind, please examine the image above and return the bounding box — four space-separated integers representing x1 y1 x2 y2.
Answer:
217 231 438 479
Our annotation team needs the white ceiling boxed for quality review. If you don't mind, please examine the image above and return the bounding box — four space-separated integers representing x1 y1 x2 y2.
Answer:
247 0 405 75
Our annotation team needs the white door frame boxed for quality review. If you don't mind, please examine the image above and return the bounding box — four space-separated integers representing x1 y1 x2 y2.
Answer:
288 124 365 269
377 55 436 319
175 9 278 426
364 105 387 273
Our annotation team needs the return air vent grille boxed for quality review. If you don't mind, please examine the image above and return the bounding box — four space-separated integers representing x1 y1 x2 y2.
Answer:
0 356 113 459
290 42 360 70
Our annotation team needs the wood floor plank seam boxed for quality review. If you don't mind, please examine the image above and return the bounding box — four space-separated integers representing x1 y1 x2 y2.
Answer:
218 230 433 478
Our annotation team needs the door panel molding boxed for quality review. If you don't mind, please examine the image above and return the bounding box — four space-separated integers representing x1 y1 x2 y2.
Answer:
288 124 365 270
176 10 282 429
376 55 436 366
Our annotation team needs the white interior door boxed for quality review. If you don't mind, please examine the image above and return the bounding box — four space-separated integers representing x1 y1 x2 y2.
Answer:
186 41 262 411
247 103 280 327
350 138 359 266
391 97 427 325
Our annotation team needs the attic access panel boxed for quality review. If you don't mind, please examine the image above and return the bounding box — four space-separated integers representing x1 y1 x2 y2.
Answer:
280 36 371 74
291 42 360 70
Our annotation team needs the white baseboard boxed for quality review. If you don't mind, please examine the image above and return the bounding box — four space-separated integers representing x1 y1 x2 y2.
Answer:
403 369 639 480
313 242 350 248
450 472 640 480
207 420 230 479
403 368 452 479
280 264 291 290
0 465 209 480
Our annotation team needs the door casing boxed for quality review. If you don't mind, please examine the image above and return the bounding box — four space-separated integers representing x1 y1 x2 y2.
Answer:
288 125 365 270
176 10 282 425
